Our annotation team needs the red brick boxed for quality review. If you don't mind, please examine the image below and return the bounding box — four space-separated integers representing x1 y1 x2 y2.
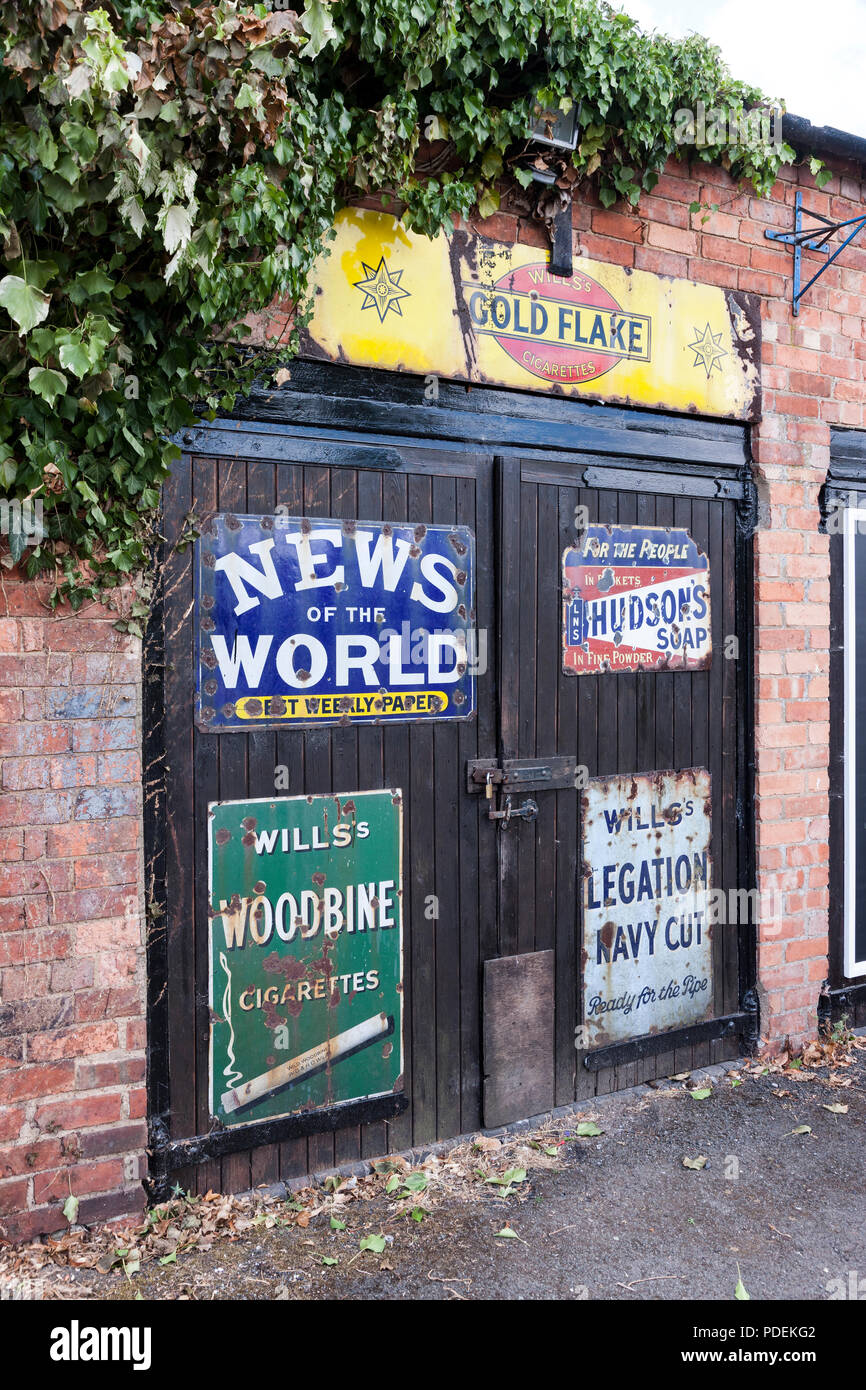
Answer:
74 852 140 889
591 209 644 242
0 1061 75 1105
1 1138 64 1179
28 1021 119 1062
76 1056 145 1089
0 928 69 966
647 222 697 255
578 234 634 267
79 1121 147 1159
128 1087 147 1120
46 818 139 858
0 1177 30 1217
634 245 687 278
49 754 98 788
472 211 517 243
0 1108 25 1144
33 1158 126 1205
35 1092 124 1132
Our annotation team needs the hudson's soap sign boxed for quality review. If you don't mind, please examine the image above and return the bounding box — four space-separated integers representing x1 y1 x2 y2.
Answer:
563 525 711 674
301 208 760 420
196 513 475 731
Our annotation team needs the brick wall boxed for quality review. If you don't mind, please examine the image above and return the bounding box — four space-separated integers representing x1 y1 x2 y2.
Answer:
0 575 146 1242
2 145 863 1239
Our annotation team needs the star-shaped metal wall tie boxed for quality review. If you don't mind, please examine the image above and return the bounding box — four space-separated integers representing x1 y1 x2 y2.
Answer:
688 322 728 378
353 256 411 322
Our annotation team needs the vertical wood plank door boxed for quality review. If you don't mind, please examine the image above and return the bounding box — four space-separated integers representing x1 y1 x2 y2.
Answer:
152 383 755 1195
495 454 752 1109
159 439 497 1192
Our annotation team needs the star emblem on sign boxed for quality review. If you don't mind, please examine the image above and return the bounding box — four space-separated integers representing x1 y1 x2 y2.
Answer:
688 322 728 378
353 256 411 322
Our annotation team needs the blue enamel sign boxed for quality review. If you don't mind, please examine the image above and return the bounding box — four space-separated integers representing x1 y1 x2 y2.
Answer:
195 514 476 730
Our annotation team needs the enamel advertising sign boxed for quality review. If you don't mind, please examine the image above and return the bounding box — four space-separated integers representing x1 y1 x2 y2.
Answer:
562 525 711 674
580 769 714 1048
300 208 761 420
195 514 475 731
208 790 403 1127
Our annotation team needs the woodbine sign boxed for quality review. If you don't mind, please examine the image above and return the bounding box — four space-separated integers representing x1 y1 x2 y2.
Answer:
208 790 404 1128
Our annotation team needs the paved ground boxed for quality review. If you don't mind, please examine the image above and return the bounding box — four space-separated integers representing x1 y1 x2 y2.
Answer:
15 1046 866 1302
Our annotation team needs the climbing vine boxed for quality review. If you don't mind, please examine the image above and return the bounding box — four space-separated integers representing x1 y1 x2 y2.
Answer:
0 0 798 606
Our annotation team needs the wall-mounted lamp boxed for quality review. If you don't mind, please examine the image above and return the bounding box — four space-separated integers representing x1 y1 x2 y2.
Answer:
522 97 581 276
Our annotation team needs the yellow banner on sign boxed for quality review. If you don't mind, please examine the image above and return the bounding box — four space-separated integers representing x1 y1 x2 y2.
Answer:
234 690 452 722
301 208 760 420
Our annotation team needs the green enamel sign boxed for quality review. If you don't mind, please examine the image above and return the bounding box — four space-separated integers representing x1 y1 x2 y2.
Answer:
208 790 404 1128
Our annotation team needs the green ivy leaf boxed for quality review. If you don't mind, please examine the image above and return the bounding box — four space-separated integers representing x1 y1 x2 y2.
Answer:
28 367 67 406
0 276 50 334
300 1 339 59
59 341 94 379
477 186 500 219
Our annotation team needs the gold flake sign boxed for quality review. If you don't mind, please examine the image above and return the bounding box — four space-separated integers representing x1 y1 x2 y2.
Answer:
301 208 761 421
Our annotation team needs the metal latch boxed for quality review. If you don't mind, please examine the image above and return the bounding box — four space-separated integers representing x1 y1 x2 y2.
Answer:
466 755 577 794
487 794 538 826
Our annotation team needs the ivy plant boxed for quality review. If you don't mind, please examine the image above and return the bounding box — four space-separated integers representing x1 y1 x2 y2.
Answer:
0 1 798 605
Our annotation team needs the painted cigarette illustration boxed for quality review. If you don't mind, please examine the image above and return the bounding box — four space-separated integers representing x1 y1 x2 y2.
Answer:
221 1012 394 1114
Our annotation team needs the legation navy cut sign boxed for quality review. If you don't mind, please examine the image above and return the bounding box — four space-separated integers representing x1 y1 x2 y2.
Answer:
209 790 403 1127
196 514 475 730
581 769 714 1048
563 525 711 674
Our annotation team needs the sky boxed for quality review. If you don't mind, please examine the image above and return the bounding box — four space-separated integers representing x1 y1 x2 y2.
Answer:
616 0 866 138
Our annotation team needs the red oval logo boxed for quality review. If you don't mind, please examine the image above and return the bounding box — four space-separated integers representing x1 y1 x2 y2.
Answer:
465 263 649 387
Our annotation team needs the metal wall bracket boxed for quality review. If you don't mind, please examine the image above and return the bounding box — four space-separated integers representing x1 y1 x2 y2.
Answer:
765 190 866 315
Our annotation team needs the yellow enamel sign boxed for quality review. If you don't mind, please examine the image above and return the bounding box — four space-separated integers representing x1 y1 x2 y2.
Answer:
301 208 760 421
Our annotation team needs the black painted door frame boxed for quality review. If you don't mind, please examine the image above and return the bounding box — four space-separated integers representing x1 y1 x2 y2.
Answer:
145 363 758 1199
